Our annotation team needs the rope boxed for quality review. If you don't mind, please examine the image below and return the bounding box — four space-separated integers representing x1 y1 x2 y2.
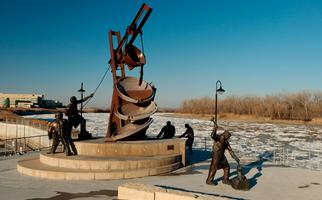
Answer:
93 65 110 95
140 31 145 54
138 31 144 86
83 65 110 108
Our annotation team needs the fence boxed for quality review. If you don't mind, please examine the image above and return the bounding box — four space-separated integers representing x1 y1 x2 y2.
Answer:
0 135 51 156
0 115 49 131
0 115 51 157
193 136 322 171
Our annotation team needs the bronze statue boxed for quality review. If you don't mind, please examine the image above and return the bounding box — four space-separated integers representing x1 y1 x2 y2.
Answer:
206 130 240 185
179 123 194 155
106 4 155 141
157 121 175 139
47 112 72 156
66 93 93 139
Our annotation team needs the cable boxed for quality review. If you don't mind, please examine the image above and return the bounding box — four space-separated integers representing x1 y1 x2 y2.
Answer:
93 65 110 95
83 65 110 108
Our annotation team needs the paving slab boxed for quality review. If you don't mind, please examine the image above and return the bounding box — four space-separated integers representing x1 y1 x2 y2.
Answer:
1 150 322 200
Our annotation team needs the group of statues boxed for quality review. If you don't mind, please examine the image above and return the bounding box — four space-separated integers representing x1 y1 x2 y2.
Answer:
47 95 247 188
157 118 249 189
47 94 93 156
157 121 194 155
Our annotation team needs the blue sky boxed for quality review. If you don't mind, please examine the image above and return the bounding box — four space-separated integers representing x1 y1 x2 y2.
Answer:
1 0 322 108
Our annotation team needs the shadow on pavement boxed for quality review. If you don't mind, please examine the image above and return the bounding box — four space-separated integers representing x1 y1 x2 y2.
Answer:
160 149 211 176
26 189 118 200
186 149 212 165
242 158 264 189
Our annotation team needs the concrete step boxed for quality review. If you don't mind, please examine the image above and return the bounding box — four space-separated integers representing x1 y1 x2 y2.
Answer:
75 138 186 159
39 152 182 170
17 156 182 180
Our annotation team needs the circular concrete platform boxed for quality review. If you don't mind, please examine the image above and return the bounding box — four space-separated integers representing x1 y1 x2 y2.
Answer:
39 152 182 170
17 138 187 180
17 155 182 180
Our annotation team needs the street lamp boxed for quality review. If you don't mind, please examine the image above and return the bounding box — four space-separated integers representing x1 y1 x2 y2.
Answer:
78 82 85 117
215 80 225 124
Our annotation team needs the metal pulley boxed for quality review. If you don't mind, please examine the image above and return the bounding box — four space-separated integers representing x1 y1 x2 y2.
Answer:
122 44 146 70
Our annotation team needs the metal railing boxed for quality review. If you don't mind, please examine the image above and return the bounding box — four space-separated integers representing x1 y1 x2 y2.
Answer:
0 135 51 156
0 116 49 131
1 113 321 171
192 136 322 171
0 114 53 157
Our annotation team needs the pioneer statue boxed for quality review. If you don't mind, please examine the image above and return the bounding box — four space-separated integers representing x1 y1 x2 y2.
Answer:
66 93 93 139
206 128 240 185
47 112 73 156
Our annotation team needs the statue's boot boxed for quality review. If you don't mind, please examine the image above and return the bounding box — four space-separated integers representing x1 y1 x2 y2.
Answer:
62 139 72 156
67 138 78 155
48 140 59 154
206 180 213 185
222 168 231 185
64 145 72 156
47 147 54 154
206 168 217 185
48 148 56 154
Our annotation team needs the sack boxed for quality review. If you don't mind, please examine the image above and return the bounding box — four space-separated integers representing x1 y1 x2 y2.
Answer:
230 166 250 191
231 174 249 190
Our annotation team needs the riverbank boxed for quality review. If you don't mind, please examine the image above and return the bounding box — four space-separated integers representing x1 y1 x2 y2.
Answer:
163 113 322 127
3 108 322 127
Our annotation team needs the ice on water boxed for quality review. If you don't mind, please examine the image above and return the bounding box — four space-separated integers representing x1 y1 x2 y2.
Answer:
25 112 322 169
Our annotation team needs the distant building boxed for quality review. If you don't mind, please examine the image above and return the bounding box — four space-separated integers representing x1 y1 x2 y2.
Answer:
39 99 63 108
0 93 63 108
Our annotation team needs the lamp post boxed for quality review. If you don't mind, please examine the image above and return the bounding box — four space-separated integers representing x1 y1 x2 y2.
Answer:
78 82 85 117
215 80 225 124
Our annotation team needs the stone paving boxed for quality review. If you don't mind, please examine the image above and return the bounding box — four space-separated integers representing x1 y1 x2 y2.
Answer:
1 150 322 200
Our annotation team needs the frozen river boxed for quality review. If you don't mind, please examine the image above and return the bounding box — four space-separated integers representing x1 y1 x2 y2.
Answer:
25 113 322 170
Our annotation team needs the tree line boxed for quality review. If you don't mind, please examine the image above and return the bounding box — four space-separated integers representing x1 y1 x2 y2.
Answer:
178 91 322 121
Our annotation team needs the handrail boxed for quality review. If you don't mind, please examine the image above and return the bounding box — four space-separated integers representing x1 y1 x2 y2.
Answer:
190 136 322 171
0 134 48 141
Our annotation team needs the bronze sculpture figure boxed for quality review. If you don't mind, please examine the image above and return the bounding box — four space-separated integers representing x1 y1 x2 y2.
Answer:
206 130 240 185
47 112 72 156
157 121 176 139
66 94 93 140
179 124 194 155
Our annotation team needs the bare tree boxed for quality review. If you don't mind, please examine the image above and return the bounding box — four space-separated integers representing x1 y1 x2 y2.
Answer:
179 90 322 121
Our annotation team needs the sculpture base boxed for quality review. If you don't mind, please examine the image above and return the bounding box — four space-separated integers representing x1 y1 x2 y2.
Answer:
17 138 186 180
78 131 92 140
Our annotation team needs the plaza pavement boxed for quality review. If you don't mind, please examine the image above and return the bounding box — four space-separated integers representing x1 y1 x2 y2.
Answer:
0 150 321 200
